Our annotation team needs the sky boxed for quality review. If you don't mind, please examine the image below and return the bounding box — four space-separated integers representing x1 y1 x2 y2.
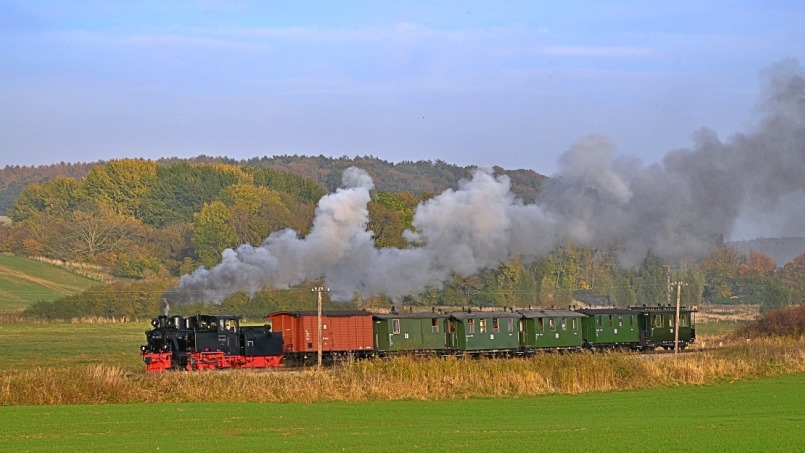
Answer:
1 1 804 176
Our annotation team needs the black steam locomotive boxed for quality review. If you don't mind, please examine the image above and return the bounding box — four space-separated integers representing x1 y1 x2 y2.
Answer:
140 314 283 371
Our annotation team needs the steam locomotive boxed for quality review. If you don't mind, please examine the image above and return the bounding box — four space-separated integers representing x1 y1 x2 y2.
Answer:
140 314 283 371
141 305 696 371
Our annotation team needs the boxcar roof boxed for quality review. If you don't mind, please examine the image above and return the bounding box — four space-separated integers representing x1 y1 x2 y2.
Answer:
268 310 373 317
448 310 520 319
518 309 586 318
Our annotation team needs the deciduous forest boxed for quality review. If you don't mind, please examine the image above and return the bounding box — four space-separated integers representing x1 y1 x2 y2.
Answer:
0 156 802 320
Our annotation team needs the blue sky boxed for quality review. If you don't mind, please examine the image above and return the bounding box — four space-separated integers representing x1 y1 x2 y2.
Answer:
1 1 803 174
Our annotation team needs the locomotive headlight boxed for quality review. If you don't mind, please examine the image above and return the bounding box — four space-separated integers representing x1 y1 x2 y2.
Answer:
151 319 158 327
140 346 147 353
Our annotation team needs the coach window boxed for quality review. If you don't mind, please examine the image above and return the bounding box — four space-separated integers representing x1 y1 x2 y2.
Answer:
392 319 400 335
670 316 675 327
432 318 440 333
492 318 500 333
608 315 614 327
549 319 556 331
508 318 514 332
596 316 602 327
479 319 487 333
680 315 689 327
561 318 567 331
448 319 456 334
629 315 635 326
618 315 624 327
654 314 663 327
572 318 578 330
467 319 475 334
538 318 544 332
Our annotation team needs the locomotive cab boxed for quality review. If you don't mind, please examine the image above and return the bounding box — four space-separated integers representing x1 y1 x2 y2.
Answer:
192 315 242 356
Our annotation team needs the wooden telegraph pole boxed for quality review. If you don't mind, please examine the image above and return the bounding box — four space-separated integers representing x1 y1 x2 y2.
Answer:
311 286 328 369
673 281 687 357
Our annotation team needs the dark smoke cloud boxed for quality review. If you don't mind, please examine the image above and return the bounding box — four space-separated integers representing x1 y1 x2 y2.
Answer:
169 60 805 305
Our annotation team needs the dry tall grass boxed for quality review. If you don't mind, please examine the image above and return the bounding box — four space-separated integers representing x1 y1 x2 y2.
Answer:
2 337 804 406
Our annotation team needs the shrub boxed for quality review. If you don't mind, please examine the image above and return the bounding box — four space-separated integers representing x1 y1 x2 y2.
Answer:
734 303 805 338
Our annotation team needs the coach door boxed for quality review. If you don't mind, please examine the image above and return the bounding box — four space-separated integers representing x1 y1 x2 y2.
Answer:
447 318 457 350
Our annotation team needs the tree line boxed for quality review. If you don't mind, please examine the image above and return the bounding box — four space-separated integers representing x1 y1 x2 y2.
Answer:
0 158 802 320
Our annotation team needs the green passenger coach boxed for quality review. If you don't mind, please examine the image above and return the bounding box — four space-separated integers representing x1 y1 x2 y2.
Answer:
576 308 641 349
518 310 585 350
632 305 696 350
373 312 449 354
447 310 520 354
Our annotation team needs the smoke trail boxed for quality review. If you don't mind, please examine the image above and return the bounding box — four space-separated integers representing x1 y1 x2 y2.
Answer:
170 60 805 304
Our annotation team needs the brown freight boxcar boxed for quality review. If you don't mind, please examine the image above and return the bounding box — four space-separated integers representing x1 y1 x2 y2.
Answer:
267 310 375 364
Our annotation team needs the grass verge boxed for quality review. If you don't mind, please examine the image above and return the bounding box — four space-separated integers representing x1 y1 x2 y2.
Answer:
2 336 804 405
0 373 803 452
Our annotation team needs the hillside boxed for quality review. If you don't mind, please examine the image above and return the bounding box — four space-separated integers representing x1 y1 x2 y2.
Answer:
728 237 805 267
0 155 545 215
0 255 102 311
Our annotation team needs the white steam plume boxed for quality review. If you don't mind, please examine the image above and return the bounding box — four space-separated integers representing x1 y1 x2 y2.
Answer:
169 60 805 304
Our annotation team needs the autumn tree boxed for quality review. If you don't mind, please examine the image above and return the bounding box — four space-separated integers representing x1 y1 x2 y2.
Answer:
138 163 242 227
9 176 88 222
48 200 144 264
698 245 743 299
737 251 777 278
84 159 157 218
245 166 325 203
632 249 669 305
781 253 805 302
491 258 539 308
192 183 304 268
192 200 239 267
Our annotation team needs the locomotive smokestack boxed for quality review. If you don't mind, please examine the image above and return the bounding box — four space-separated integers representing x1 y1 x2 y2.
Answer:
162 298 170 317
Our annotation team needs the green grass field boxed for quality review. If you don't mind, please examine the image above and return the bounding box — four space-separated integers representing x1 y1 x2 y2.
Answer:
0 321 148 370
0 255 101 310
0 373 802 452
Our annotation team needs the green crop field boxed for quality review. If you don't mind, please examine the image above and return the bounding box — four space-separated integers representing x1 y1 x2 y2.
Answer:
0 255 101 311
0 373 803 452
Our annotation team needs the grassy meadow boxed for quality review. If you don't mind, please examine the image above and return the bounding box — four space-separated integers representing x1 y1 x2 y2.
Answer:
0 320 147 370
0 255 101 311
1 373 803 452
0 308 802 451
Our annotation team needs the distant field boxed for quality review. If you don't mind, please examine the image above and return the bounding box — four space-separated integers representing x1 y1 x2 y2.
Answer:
0 255 101 310
0 373 802 452
0 321 148 371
